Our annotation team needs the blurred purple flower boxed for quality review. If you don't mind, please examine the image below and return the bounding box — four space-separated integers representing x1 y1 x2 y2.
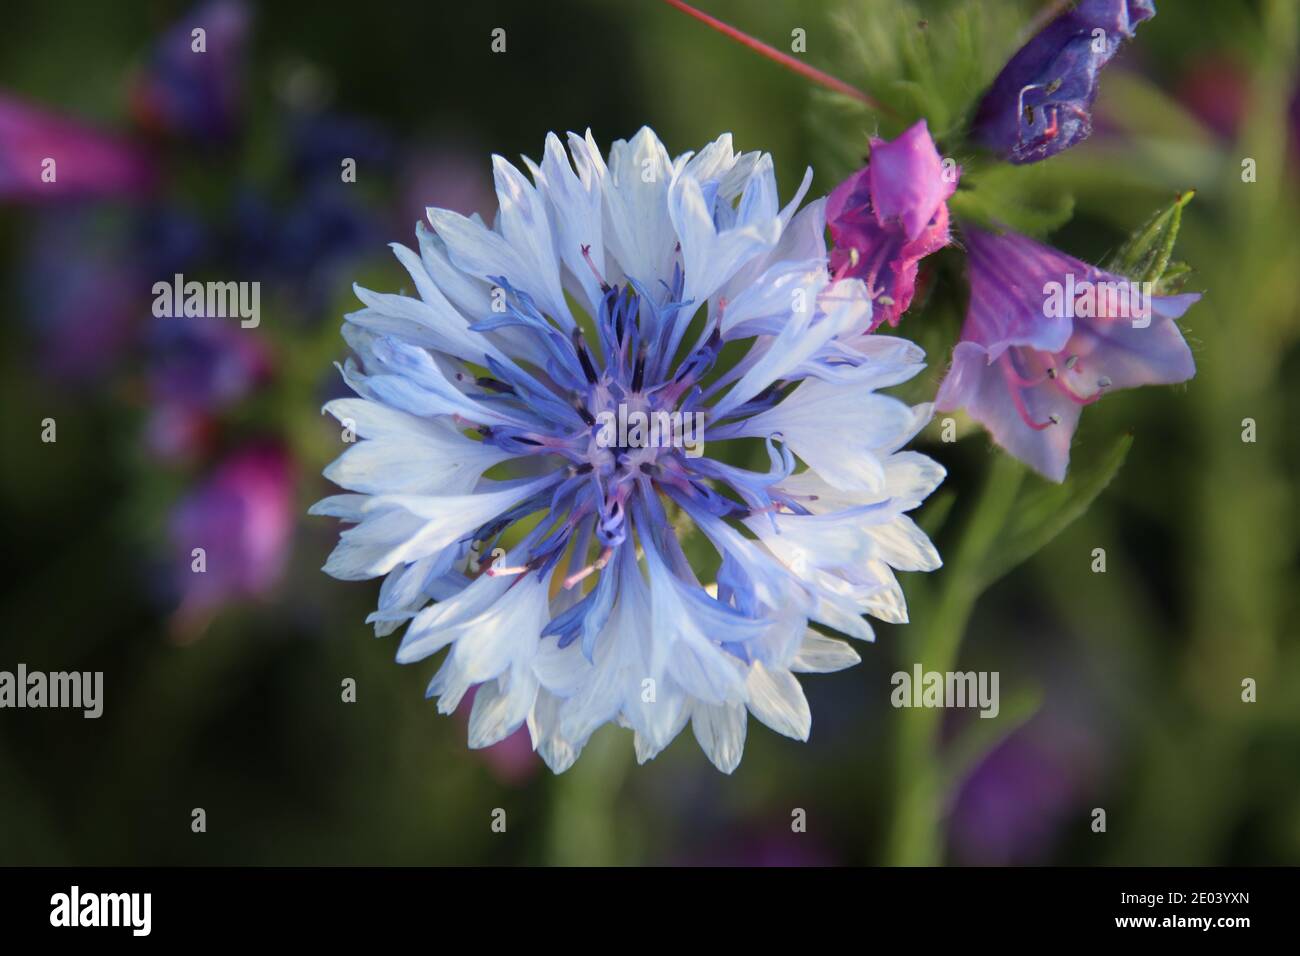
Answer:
170 442 295 631
288 111 393 182
130 0 250 143
144 315 271 461
21 214 141 382
135 204 211 278
146 316 272 412
971 0 1156 164
229 181 381 317
935 226 1198 481
948 727 1089 865
0 94 154 201
827 120 957 329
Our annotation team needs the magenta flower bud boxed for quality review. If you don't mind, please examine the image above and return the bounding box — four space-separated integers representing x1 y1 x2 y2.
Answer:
970 0 1156 164
827 120 958 329
935 226 1199 482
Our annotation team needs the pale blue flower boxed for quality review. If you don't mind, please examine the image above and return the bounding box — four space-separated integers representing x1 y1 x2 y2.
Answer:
313 128 944 772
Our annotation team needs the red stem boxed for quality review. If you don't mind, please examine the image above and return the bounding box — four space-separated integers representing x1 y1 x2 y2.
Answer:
660 0 891 114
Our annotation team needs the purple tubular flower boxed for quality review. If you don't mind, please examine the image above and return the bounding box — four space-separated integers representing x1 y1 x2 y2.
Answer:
970 0 1156 164
0 95 154 201
935 226 1199 482
827 120 957 329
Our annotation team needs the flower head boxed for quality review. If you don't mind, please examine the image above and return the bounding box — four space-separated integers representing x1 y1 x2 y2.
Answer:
827 120 957 329
314 128 945 772
971 0 1156 164
935 226 1198 481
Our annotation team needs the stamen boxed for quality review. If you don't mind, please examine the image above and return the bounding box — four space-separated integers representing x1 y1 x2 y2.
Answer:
573 330 599 384
1050 372 1105 405
580 243 611 292
631 351 646 392
832 249 859 282
999 355 1055 430
562 546 613 590
999 352 1051 389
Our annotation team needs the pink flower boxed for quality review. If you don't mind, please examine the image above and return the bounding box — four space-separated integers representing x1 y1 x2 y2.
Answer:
935 226 1199 481
826 120 958 329
170 443 295 632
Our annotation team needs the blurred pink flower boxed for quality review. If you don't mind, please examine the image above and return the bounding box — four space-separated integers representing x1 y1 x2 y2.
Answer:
169 442 295 636
0 94 154 201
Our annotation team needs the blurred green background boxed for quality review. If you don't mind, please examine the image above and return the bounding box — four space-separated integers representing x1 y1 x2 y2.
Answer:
1 0 1297 865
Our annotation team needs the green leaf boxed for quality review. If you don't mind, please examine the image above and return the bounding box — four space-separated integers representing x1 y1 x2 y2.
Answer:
975 432 1133 590
1105 190 1195 283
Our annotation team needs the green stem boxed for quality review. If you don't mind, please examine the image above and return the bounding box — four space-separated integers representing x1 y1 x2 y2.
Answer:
885 453 1024 865
544 726 633 865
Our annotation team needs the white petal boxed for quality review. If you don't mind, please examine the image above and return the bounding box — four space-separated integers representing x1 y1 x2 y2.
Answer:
745 662 811 741
468 677 535 749
690 702 748 774
791 631 862 673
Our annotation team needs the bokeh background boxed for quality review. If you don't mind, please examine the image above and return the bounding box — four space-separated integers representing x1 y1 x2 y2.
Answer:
1 0 1297 865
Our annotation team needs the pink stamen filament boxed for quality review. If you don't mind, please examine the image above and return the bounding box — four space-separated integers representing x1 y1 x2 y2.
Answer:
999 354 1055 430
563 546 614 590
1050 370 1105 405
832 249 859 283
1000 351 1052 388
580 243 608 289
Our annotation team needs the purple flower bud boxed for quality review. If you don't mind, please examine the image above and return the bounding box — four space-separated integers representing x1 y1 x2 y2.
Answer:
935 226 1198 481
971 0 1156 164
827 120 958 329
